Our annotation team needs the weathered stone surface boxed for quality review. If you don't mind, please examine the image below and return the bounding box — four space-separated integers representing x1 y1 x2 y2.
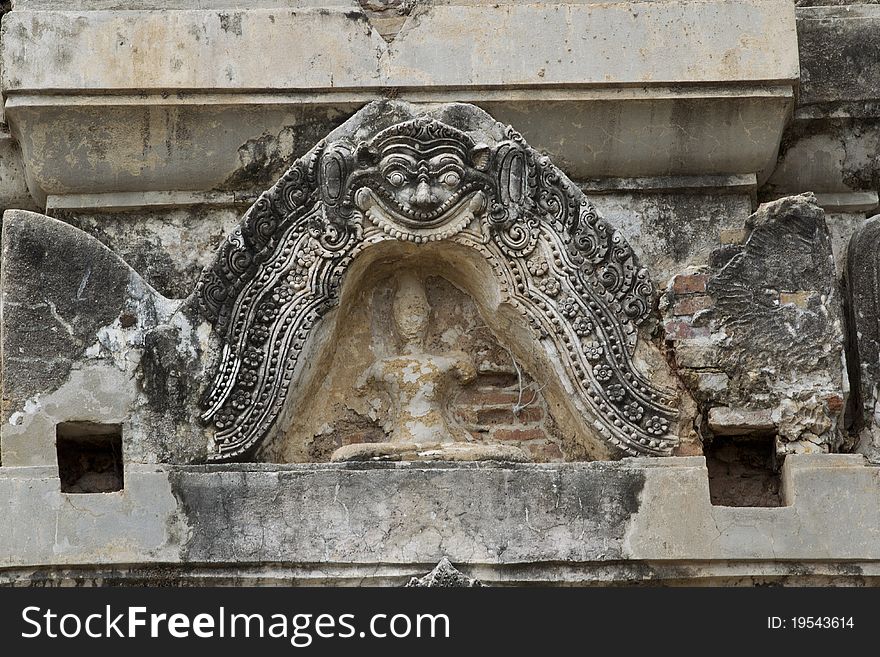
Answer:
356 0 414 42
171 461 646 565
0 210 214 467
796 4 880 111
845 215 880 460
626 454 880 563
1 3 797 92
55 206 242 299
796 1 880 5
591 191 754 289
0 464 182 567
0 210 159 465
0 130 36 212
1 456 880 584
762 5 880 202
825 210 877 275
665 194 846 454
708 408 775 436
0 210 127 399
764 120 880 198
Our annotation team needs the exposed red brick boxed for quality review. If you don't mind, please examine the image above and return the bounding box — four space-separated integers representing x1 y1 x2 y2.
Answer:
456 403 546 426
342 430 380 446
457 388 522 406
672 273 709 295
493 428 547 442
471 407 516 424
475 372 519 388
476 406 544 425
525 441 564 461
719 228 747 245
825 395 845 413
119 313 137 328
513 406 545 423
779 290 815 308
664 320 710 341
673 441 704 457
673 294 712 316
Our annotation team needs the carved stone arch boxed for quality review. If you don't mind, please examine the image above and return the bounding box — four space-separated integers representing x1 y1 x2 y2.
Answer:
196 101 679 461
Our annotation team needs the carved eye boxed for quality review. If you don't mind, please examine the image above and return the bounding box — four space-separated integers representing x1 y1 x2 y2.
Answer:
386 171 406 187
442 171 461 187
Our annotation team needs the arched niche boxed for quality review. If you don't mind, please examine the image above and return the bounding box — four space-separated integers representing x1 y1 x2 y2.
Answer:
255 240 628 462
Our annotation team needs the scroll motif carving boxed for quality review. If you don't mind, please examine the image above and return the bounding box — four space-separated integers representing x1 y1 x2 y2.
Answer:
197 110 678 461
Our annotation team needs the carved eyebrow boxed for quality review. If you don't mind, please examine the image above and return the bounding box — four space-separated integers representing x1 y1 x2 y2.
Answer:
428 156 465 173
380 138 467 158
379 154 418 171
428 154 465 166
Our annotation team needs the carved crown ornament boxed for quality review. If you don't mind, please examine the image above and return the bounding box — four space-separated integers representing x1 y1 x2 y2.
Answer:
196 104 679 461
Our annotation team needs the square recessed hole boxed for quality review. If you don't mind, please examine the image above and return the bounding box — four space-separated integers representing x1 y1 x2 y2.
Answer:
705 435 781 507
56 422 123 493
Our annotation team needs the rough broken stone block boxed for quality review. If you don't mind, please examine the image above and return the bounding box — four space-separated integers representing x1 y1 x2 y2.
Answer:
666 194 846 453
708 407 775 436
845 214 880 460
0 210 160 467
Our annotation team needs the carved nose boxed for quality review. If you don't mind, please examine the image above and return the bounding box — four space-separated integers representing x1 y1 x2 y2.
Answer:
410 180 437 207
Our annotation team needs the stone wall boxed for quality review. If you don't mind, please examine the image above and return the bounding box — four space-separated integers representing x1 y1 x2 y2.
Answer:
0 1 879 585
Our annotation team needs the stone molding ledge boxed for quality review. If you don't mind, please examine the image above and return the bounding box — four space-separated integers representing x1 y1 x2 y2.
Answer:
1 455 878 584
0 1 798 204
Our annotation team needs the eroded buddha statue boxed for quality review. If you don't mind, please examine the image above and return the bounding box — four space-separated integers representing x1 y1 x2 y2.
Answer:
331 272 530 462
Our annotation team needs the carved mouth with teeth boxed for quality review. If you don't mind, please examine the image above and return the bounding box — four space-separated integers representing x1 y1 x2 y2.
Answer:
371 181 480 227
356 186 487 243
359 178 486 224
